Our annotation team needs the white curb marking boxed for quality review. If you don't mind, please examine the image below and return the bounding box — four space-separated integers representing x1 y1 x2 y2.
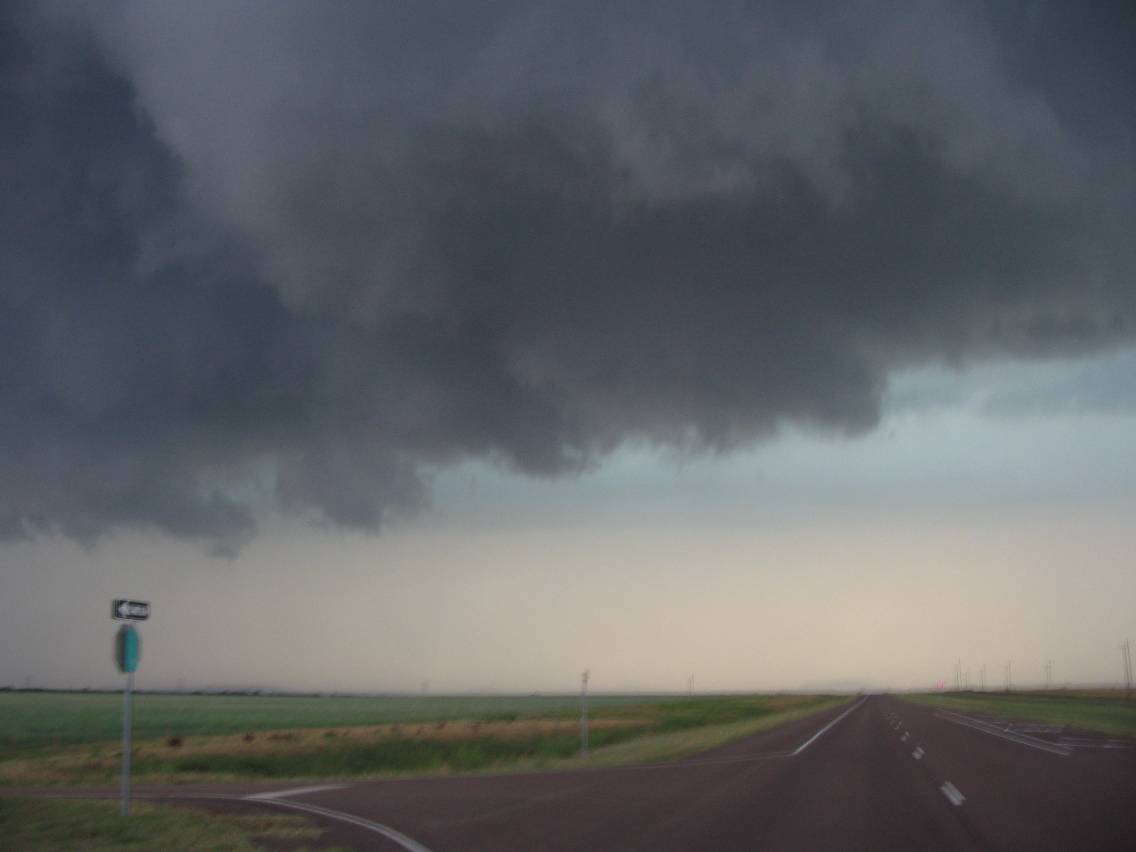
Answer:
245 784 347 800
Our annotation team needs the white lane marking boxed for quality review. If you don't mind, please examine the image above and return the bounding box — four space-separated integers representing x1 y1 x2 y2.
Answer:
900 732 910 742
792 697 868 756
912 747 924 760
935 710 1071 756
940 781 966 807
1058 737 1132 750
258 797 434 852
37 789 430 850
245 784 347 800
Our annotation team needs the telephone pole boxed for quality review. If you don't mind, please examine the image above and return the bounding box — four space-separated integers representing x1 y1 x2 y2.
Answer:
1004 660 1012 692
1044 660 1053 691
980 665 986 692
580 670 590 759
1122 640 1133 697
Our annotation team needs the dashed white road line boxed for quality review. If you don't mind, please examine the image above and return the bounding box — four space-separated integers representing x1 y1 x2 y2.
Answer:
940 781 966 807
900 732 910 742
912 746 924 760
792 697 868 755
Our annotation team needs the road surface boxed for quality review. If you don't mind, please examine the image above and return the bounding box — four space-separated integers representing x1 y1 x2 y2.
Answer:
8 695 1134 850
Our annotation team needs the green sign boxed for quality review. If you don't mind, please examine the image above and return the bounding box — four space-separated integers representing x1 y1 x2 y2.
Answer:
115 624 140 674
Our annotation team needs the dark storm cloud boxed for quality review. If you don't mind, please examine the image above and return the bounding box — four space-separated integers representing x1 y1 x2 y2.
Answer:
2 1 1133 551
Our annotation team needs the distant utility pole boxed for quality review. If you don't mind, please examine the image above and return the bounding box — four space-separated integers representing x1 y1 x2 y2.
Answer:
1044 660 1053 691
1005 660 1012 692
580 670 590 759
965 669 971 691
980 665 986 692
1122 640 1133 697
955 659 962 691
688 674 694 697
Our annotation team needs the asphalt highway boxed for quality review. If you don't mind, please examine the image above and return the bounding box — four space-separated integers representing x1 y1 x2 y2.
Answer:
9 695 1135 851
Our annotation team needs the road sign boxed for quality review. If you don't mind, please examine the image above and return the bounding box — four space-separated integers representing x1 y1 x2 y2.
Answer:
115 624 141 673
112 620 143 816
113 599 150 621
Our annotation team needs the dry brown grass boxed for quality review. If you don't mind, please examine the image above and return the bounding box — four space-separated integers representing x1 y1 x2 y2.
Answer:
0 718 647 785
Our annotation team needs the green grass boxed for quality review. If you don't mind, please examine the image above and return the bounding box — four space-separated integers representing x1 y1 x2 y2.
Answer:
0 692 845 786
0 797 337 851
554 696 849 768
899 692 1136 737
0 692 665 757
136 726 644 779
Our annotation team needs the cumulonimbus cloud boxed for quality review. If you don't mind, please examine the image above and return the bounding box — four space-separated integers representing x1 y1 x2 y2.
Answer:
2 0 1133 552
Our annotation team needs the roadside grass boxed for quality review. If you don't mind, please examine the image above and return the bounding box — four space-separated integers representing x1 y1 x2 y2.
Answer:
0 797 339 851
547 696 849 769
0 692 659 756
0 693 844 786
899 692 1136 737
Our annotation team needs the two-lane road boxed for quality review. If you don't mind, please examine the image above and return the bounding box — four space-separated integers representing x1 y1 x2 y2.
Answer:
232 694 1134 850
12 695 1134 850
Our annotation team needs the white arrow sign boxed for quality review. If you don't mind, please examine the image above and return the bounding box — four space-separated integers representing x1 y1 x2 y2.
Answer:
112 599 151 621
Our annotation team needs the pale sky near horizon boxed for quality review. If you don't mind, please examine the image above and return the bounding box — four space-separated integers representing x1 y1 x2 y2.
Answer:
3 2 1135 695
5 353 1135 694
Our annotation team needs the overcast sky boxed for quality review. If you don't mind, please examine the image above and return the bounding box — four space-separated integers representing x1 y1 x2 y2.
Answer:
2 1 1134 693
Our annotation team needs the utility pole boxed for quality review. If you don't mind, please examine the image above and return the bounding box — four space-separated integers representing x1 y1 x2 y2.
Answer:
980 665 986 692
580 670 590 759
688 674 693 697
1044 660 1053 691
1122 640 1133 697
1005 660 1012 692
955 659 961 691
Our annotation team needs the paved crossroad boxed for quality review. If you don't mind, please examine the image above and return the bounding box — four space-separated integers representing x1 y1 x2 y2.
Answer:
10 695 1134 850
252 695 1134 851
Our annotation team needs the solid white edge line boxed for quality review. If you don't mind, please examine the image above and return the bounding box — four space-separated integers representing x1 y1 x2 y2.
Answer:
258 797 434 852
245 784 347 800
792 697 867 756
935 710 1072 756
21 791 431 850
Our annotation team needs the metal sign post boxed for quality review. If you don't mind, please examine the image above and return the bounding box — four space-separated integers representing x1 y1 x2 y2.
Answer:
121 665 134 815
113 600 148 817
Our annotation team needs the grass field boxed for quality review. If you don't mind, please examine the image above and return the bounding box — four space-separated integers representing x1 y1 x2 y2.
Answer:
0 798 339 851
0 692 663 755
899 691 1136 737
0 691 845 786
